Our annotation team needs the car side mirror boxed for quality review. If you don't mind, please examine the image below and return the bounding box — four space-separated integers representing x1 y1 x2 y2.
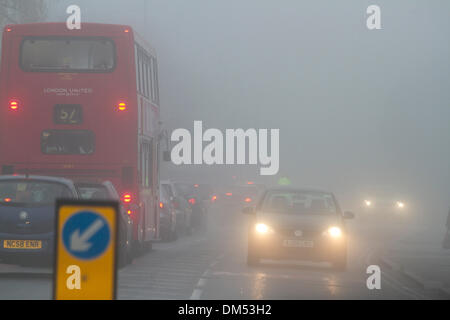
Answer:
242 206 256 215
343 211 355 220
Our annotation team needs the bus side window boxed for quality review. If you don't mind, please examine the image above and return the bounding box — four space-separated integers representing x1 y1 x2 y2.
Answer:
148 140 154 189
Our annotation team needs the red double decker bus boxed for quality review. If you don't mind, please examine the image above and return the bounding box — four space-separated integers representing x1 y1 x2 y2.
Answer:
0 23 162 250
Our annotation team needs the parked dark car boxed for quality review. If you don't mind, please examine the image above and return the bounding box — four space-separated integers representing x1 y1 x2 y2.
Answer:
0 175 78 263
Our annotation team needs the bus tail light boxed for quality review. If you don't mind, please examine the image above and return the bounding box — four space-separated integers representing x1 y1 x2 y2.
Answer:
123 193 132 203
188 198 196 205
9 100 19 111
118 102 127 111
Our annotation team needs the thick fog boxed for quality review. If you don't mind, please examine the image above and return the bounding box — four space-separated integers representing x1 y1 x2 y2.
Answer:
48 1 450 222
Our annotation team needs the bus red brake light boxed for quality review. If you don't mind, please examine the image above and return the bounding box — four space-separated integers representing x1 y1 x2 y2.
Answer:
123 193 132 203
118 102 127 111
188 198 196 205
9 100 19 111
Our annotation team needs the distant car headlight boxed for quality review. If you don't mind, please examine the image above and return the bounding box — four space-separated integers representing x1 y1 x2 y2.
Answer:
364 200 372 207
396 201 405 209
327 226 343 238
255 223 272 234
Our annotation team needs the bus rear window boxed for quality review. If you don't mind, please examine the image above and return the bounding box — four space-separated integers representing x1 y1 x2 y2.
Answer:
20 37 116 73
41 130 95 155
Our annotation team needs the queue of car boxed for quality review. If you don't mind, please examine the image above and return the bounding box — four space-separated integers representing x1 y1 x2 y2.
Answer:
0 174 356 272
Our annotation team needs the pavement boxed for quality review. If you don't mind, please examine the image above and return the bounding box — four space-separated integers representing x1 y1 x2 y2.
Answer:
377 222 450 297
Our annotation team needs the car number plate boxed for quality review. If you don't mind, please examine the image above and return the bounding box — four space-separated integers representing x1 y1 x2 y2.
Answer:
283 239 314 248
3 240 42 249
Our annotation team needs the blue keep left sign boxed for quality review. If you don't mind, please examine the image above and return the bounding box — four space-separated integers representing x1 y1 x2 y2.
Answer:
62 211 111 260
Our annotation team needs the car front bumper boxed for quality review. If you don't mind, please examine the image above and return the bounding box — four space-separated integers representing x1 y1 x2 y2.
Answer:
249 233 347 262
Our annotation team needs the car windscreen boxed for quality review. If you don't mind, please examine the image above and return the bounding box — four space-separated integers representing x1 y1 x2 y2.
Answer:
174 183 194 196
76 184 110 200
20 37 116 73
0 180 73 207
261 191 338 215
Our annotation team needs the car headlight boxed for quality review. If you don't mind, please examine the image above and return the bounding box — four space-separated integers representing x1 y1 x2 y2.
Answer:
326 226 343 238
364 200 372 207
396 201 405 209
255 223 273 234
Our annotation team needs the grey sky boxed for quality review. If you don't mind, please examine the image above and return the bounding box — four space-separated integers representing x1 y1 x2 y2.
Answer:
48 1 450 217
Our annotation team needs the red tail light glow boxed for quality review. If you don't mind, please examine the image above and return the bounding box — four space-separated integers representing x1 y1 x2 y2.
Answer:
188 198 196 205
9 100 19 111
123 193 132 203
4 198 11 202
159 202 164 209
211 195 217 202
194 184 199 188
226 193 232 196
245 197 252 203
118 102 127 111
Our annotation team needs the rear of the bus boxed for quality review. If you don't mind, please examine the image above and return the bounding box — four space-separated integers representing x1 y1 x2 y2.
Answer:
0 23 140 226
0 23 138 187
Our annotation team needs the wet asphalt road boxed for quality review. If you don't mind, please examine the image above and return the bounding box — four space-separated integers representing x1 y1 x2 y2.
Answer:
0 204 444 300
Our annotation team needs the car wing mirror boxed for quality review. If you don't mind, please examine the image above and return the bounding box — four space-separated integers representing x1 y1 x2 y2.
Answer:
343 211 355 220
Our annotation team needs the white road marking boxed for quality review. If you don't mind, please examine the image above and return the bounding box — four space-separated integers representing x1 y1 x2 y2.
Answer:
190 288 203 300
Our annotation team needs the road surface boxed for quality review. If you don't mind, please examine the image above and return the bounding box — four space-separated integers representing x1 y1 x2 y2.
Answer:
0 204 447 300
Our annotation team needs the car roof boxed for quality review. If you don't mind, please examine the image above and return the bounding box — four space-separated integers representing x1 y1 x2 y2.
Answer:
0 175 75 186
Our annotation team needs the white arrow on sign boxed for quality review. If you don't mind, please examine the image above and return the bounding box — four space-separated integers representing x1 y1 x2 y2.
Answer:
70 219 105 252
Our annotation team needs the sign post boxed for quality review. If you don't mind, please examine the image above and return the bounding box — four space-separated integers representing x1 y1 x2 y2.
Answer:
53 200 119 300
